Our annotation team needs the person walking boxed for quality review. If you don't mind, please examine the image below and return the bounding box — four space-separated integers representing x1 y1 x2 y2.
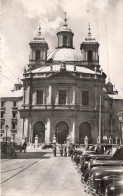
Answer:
23 142 27 153
59 144 63 156
64 144 67 157
52 143 57 157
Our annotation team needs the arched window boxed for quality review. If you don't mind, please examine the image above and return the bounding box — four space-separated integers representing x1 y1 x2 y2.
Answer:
63 36 67 47
36 50 40 60
88 50 93 61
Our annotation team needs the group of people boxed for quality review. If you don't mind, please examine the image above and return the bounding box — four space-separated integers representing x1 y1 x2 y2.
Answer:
52 142 75 157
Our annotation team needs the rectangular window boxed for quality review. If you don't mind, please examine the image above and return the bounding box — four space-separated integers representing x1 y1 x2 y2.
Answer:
59 90 66 105
1 102 4 107
13 101 17 107
82 91 89 106
12 123 16 129
37 90 43 104
1 112 4 118
12 112 16 118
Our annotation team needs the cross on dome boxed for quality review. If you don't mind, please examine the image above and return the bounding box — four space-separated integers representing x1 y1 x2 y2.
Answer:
64 11 67 26
88 23 91 36
85 23 96 42
38 24 41 35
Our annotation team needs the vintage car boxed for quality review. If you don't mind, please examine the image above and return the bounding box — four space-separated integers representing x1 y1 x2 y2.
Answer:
80 145 121 173
42 143 53 149
71 149 83 163
81 159 123 183
71 144 99 165
77 144 112 167
12 142 27 152
98 174 123 196
86 166 123 195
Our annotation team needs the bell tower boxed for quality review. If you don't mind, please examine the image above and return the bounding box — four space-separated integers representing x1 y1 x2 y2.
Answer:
28 25 49 70
80 24 100 70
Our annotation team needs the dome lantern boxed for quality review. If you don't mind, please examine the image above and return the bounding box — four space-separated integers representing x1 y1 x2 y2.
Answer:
56 12 74 49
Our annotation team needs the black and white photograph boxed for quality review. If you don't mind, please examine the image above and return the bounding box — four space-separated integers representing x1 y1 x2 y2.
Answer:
1 0 123 195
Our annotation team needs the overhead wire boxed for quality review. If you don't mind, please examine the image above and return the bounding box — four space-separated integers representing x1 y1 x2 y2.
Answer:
1 66 18 83
0 59 18 81
0 72 15 83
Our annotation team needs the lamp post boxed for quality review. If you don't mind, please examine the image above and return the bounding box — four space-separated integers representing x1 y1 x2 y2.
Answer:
5 125 9 144
119 114 123 144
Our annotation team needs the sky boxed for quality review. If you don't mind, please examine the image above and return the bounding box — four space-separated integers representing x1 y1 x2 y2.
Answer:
1 0 123 96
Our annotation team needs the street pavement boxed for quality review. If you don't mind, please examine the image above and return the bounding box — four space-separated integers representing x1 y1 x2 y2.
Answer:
1 149 90 196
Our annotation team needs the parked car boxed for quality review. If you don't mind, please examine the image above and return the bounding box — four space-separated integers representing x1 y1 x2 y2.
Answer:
80 144 120 173
81 159 123 183
73 144 106 166
98 174 123 196
86 166 123 195
81 146 123 184
42 143 53 149
12 142 27 152
104 180 123 196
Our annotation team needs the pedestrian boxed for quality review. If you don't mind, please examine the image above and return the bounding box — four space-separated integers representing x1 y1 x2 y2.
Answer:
64 145 67 157
59 144 63 156
23 142 27 153
52 143 57 157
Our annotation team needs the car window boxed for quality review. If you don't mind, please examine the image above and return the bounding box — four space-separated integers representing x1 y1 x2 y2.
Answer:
89 146 95 150
105 147 116 155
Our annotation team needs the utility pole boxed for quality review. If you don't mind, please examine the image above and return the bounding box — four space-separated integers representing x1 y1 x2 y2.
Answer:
99 95 101 143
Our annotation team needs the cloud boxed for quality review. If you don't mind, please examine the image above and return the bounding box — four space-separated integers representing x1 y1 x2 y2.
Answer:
1 0 123 96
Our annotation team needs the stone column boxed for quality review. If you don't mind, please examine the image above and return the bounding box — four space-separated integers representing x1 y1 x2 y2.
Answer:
45 118 51 143
73 85 76 105
49 85 52 104
56 91 58 105
43 89 46 105
71 120 75 144
85 50 87 61
95 49 98 60
32 91 37 105
32 49 35 60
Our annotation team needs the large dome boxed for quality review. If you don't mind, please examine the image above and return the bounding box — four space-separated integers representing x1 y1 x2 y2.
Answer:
47 48 82 62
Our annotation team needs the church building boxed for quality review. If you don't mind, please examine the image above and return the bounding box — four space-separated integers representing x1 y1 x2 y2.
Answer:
1 15 123 144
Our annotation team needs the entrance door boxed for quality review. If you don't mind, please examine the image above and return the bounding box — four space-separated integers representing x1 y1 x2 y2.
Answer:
79 122 91 144
55 121 69 144
33 121 45 143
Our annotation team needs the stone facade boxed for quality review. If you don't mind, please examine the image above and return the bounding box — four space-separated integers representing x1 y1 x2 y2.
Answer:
1 16 123 144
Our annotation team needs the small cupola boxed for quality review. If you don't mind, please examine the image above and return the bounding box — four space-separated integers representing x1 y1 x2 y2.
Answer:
106 78 114 94
11 77 22 92
28 25 49 70
80 24 100 70
56 12 74 49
